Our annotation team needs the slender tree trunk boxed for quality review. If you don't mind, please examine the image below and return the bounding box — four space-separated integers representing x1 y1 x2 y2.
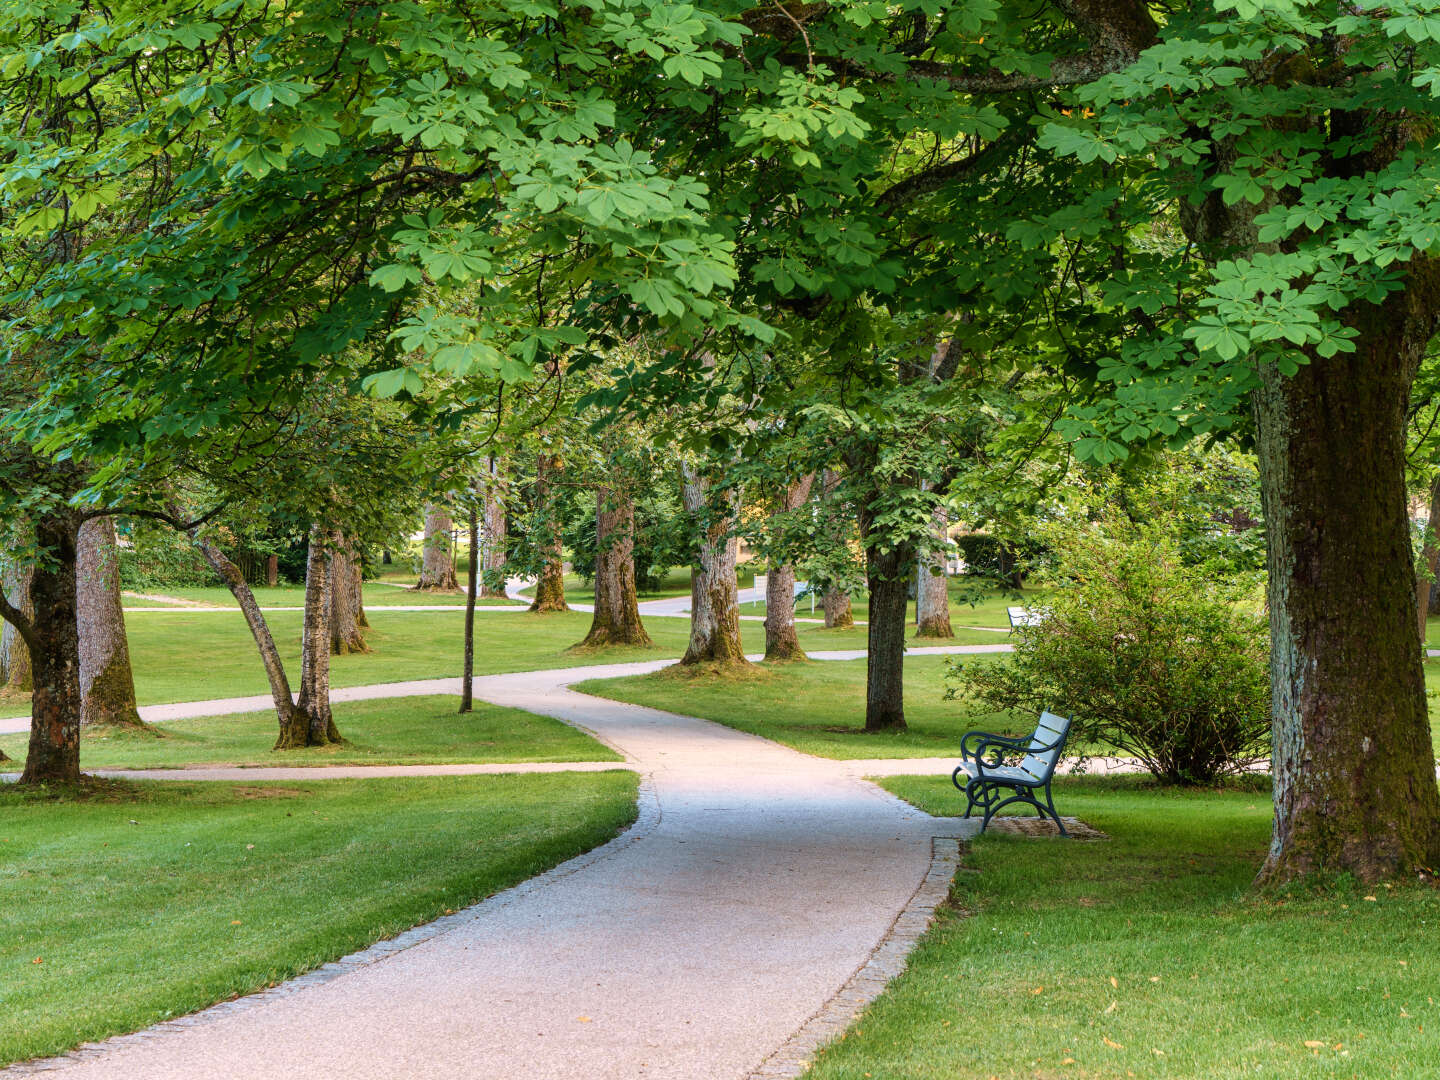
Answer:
190 529 306 739
680 468 748 667
264 554 279 587
76 517 146 729
1417 472 1440 646
2 565 33 692
480 456 509 599
1254 292 1440 885
580 489 651 648
915 505 954 639
818 471 855 629
460 503 478 713
414 504 460 591
530 454 569 613
18 514 84 784
329 536 369 654
278 527 342 748
764 475 814 661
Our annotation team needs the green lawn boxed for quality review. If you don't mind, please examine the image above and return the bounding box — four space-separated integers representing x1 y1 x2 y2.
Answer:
512 567 695 606
577 655 1012 759
0 772 638 1066
81 609 872 710
123 583 519 609
0 695 620 770
806 775 1440 1079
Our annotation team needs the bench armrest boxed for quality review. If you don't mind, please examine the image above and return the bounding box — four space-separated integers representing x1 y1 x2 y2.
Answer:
960 729 1028 769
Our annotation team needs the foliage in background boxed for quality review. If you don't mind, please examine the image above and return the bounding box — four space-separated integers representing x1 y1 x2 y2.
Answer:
948 517 1270 785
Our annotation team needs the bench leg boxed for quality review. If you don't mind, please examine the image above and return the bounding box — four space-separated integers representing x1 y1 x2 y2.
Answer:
1041 781 1068 837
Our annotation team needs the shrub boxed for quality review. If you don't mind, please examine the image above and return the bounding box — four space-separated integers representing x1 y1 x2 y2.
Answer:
948 521 1270 785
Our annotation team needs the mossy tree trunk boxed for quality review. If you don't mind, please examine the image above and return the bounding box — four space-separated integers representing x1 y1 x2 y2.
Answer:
76 517 147 729
529 454 569 613
189 527 307 740
1416 472 1440 645
277 527 342 748
860 535 912 733
414 504 459 592
764 474 814 662
680 467 748 667
2 564 33 692
481 455 509 599
580 489 651 648
329 535 369 654
13 513 84 784
915 505 954 639
1254 284 1440 885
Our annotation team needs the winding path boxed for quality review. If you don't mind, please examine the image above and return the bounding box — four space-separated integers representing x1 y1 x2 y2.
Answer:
10 654 990 1080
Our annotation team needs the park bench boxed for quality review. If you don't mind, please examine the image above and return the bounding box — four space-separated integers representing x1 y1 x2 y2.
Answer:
951 711 1072 836
1006 605 1046 628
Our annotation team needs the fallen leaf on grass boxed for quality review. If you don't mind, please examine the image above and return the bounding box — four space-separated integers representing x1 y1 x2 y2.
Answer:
1110 976 1119 989
1103 1001 1118 1015
30 957 41 965
1363 895 1377 902
1031 986 1044 995
1304 1040 1325 1049
1103 1037 1124 1050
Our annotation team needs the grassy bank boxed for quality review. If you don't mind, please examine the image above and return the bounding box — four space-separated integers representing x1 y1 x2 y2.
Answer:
0 772 638 1066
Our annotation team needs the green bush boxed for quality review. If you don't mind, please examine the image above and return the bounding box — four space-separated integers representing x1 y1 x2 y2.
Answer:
118 521 217 590
948 521 1270 785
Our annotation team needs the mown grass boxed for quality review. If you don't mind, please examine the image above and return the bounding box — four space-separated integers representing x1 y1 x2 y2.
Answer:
122 582 519 608
34 609 872 712
805 775 1440 1079
577 655 1015 759
0 695 620 769
0 772 638 1066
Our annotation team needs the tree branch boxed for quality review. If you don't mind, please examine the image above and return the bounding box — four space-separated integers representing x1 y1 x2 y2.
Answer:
875 127 1032 211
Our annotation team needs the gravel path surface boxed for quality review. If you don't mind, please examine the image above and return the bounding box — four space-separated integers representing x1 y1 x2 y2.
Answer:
11 659 981 1080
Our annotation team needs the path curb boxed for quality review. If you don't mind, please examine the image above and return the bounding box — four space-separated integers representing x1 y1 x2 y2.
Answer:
744 836 963 1079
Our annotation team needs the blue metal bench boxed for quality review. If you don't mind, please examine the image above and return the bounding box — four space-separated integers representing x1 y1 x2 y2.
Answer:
951 711 1072 836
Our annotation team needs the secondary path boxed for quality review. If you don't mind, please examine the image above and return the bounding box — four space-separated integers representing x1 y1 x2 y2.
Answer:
14 658 984 1080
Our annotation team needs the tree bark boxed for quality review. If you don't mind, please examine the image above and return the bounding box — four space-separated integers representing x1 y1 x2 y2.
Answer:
529 454 569 613
461 503 478 712
1254 288 1440 885
329 536 369 654
580 489 651 648
764 475 814 661
861 537 912 732
1417 472 1440 646
2 564 33 692
480 455 509 598
190 528 306 739
680 467 748 667
76 517 146 729
818 470 855 629
18 514 84 784
414 504 460 592
915 505 954 639
264 553 279 587
278 527 342 748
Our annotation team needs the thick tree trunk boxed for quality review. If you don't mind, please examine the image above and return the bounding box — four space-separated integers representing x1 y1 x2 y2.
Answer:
822 588 854 630
329 536 369 654
264 554 279 587
18 515 84 784
278 528 342 748
76 517 146 729
862 539 912 732
2 565 33 692
915 505 954 639
680 468 748 667
764 475 814 661
1254 295 1440 885
1416 472 1440 645
580 489 651 648
481 455 509 599
414 504 459 592
190 530 306 738
529 454 569 613
461 504 478 712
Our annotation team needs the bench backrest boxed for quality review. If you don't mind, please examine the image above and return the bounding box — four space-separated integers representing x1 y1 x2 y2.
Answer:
1018 711 1070 781
1007 606 1045 627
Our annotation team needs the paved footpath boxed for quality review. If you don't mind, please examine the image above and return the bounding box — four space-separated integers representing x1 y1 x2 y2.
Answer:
12 656 985 1080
